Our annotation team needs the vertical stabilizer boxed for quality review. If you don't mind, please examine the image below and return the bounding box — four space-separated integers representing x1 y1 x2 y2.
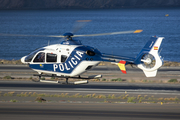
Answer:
135 36 164 77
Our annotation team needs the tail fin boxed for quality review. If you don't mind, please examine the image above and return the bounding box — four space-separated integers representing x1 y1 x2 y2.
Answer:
134 36 164 77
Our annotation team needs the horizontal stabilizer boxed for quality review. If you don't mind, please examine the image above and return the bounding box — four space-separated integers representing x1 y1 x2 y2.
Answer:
118 60 127 74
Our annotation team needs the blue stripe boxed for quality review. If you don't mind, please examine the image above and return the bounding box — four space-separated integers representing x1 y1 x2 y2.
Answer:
29 46 102 74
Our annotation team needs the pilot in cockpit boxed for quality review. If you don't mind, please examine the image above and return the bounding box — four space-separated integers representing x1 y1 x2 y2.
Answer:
34 52 45 62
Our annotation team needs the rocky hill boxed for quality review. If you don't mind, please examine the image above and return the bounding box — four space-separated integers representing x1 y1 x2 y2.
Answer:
0 0 180 9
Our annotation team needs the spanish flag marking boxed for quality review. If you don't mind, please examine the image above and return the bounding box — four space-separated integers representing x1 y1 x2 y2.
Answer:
154 46 158 50
118 60 127 74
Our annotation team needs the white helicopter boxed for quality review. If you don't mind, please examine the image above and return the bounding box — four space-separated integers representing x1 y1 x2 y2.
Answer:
2 21 164 84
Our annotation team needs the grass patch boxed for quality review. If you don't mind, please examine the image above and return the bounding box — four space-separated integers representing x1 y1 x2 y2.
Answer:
10 99 18 102
41 77 45 80
3 75 12 79
130 80 135 83
0 59 22 64
16 92 31 97
137 95 141 100
127 97 136 103
84 94 92 98
139 97 145 103
3 93 8 96
94 78 100 81
3 92 15 96
71 93 82 98
168 79 178 83
2 92 180 104
96 95 106 99
163 61 180 67
122 94 129 99
111 78 122 82
8 92 15 96
143 80 147 82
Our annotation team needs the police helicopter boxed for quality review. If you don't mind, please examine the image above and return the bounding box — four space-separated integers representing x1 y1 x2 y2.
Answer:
1 20 164 84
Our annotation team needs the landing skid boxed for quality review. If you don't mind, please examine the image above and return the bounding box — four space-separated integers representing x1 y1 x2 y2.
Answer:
33 74 102 85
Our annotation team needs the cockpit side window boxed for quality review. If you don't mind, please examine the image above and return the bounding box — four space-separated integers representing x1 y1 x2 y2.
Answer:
61 55 67 63
33 52 45 62
47 53 57 62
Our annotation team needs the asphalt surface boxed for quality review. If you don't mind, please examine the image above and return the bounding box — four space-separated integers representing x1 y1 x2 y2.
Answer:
0 81 180 95
0 65 180 96
0 102 180 120
0 65 180 120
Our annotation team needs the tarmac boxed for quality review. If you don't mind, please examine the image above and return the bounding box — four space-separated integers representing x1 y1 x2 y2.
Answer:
0 64 180 120
0 102 180 120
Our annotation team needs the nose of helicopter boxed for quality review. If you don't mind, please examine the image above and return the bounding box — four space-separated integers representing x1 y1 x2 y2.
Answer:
21 56 27 64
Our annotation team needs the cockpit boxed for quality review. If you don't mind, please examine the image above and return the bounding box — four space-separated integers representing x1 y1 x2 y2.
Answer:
22 48 68 64
24 48 45 62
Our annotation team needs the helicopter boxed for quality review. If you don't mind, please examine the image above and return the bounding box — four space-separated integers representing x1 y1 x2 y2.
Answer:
1 21 164 84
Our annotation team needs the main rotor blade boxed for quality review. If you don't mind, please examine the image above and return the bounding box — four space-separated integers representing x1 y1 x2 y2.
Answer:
72 20 91 34
0 33 64 38
73 30 143 37
0 29 142 38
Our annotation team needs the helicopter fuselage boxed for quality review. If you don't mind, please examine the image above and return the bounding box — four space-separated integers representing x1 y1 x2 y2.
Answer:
21 40 102 77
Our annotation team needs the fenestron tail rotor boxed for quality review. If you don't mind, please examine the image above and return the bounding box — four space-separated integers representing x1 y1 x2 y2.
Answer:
141 54 156 69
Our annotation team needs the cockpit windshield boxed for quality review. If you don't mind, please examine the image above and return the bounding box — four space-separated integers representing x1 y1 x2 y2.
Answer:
25 48 45 62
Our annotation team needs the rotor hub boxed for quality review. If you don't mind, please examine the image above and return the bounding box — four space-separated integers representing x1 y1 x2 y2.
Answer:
145 58 152 64
63 33 74 40
141 54 156 69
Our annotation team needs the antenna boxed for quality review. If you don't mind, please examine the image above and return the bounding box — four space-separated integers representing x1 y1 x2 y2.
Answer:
159 48 163 54
48 40 50 46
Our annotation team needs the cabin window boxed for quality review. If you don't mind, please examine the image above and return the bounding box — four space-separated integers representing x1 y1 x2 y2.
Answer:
47 53 57 62
33 52 45 62
61 55 67 63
